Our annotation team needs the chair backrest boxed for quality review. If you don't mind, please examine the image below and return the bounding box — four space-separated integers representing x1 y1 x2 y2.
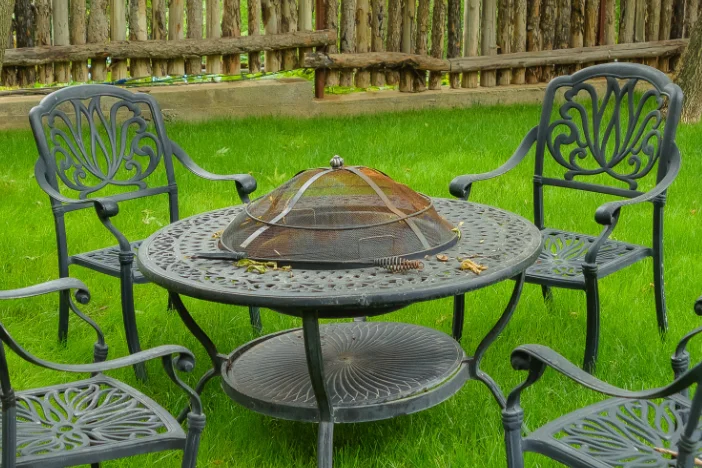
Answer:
534 63 683 202
29 85 177 205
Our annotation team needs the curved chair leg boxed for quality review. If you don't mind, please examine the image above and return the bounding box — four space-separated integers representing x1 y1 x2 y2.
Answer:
181 413 206 468
652 235 668 334
583 269 601 374
541 285 553 303
119 253 146 381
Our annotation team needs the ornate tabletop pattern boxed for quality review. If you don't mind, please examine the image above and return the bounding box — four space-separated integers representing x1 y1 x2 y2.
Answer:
137 199 542 309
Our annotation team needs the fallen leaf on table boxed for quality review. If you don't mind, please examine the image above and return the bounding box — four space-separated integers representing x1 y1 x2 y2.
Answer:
459 259 488 275
436 254 449 262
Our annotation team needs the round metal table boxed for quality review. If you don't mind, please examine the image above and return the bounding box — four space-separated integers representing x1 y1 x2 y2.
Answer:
137 198 542 467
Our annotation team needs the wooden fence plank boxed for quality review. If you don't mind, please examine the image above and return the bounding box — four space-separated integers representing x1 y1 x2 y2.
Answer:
512 0 527 82
152 0 168 76
110 0 128 79
299 0 314 66
385 0 401 85
555 0 571 75
355 0 371 87
15 0 36 85
223 0 242 74
619 0 635 42
448 0 462 88
685 0 699 36
540 0 555 81
481 0 497 86
430 0 447 89
70 0 88 81
659 0 673 70
35 0 53 83
248 0 262 73
525 0 541 83
400 0 416 91
129 0 151 78
325 0 340 86
370 0 386 86
635 0 646 42
206 0 222 73
497 0 513 84
340 0 355 85
262 0 281 72
670 0 685 68
415 0 430 90
186 0 203 74
168 0 185 75
646 0 661 66
53 0 70 82
570 0 584 71
603 0 615 44
281 0 298 69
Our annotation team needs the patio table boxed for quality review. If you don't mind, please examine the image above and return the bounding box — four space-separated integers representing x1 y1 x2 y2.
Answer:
137 198 542 467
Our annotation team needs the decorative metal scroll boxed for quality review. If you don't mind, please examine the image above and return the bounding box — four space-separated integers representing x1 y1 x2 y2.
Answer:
545 77 666 190
45 96 164 199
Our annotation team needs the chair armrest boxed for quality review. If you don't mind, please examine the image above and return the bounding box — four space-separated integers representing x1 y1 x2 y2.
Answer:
670 297 702 378
171 140 258 203
506 344 702 409
0 278 89 302
594 144 681 225
449 126 538 200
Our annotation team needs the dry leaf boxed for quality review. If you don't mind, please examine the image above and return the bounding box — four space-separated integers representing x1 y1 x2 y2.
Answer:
436 254 449 262
212 229 224 239
459 259 488 275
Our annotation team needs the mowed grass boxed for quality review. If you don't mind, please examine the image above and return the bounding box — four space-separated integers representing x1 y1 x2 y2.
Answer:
1 103 701 467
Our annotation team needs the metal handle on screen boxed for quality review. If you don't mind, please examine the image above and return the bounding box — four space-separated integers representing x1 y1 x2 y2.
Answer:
191 252 248 261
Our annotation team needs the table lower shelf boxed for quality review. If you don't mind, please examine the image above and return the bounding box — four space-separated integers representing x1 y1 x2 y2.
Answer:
221 321 468 423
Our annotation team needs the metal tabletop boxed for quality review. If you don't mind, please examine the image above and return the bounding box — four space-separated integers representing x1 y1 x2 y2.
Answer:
137 198 542 317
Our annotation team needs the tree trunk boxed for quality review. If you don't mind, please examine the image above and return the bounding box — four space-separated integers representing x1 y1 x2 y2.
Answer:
685 0 699 36
185 0 203 74
512 0 527 82
555 0 571 75
326 0 340 85
35 0 53 83
0 2 14 82
280 0 297 69
670 0 686 68
222 0 242 74
168 0 185 75
646 0 661 66
151 0 168 76
430 0 446 89
53 0 70 82
370 0 385 86
262 0 280 72
526 0 542 83
129 0 150 78
659 0 673 70
340 0 355 86
110 0 128 79
248 0 262 73
497 0 513 85
15 0 36 86
619 0 635 43
355 0 370 87
540 0 556 81
414 0 430 90
676 9 702 122
385 0 401 85
570 0 584 71
446 0 461 88
482 0 497 86
400 0 416 91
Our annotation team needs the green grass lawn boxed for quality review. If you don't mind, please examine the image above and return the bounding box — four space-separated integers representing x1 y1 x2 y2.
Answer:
1 103 701 467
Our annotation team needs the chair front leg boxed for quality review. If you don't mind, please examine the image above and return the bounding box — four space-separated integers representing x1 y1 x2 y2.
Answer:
181 412 206 468
653 203 668 333
56 214 71 343
502 406 526 468
119 250 147 381
582 263 601 374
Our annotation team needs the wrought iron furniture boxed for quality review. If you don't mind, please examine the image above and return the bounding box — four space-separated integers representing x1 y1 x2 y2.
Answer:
501 296 702 468
29 84 258 380
137 198 543 468
450 63 683 372
0 277 205 467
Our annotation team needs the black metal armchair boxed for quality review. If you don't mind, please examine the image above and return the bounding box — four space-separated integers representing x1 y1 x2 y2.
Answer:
29 84 259 380
450 63 683 372
501 296 702 468
0 277 205 467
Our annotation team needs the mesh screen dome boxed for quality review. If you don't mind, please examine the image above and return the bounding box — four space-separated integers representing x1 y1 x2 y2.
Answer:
220 157 459 268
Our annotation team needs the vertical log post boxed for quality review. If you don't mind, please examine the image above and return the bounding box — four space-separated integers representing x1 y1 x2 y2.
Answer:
540 0 555 81
248 0 262 73
646 0 661 66
685 0 699 36
448 0 462 88
185 0 203 75
110 0 128 79
15 0 36 86
635 0 646 43
88 0 109 80
370 0 386 86
299 0 314 66
355 0 371 87
70 0 88 81
315 0 327 97
262 0 281 72
497 0 513 85
603 0 615 44
53 0 70 82
659 0 673 71
670 0 685 69
35 0 53 83
481 0 497 86
129 0 150 78
512 0 526 82
414 0 430 90
206 0 222 73
168 0 186 76
400 0 416 92
2 17 18 86
325 0 340 86
555 0 571 76
151 0 168 76
619 0 635 43
430 0 447 89
462 0 480 87
570 0 584 71
385 0 401 85
340 0 356 86
222 0 242 74
281 0 298 69
525 0 542 84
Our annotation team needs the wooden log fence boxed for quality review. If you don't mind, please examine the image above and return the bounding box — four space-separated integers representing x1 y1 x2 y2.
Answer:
0 0 694 98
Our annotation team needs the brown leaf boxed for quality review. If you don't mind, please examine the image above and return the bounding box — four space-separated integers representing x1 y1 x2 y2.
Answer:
436 254 449 262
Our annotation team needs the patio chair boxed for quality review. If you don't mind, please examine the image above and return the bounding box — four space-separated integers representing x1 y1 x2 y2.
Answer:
449 63 683 372
29 84 259 380
0 277 205 467
501 295 702 468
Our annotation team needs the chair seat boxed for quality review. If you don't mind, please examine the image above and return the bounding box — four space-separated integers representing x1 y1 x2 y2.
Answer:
526 229 652 288
524 395 700 468
9 376 185 467
71 241 148 284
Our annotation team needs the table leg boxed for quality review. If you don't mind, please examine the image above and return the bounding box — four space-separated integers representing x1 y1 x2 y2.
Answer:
466 273 525 408
452 294 465 341
169 293 226 420
302 311 335 468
